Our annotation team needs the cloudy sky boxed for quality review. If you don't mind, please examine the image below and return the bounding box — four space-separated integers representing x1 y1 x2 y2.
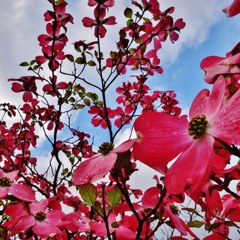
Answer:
1 0 240 238
1 0 239 106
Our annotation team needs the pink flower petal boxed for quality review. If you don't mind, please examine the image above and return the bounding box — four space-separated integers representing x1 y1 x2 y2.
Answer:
0 187 9 199
113 139 135 153
4 203 28 217
33 221 61 237
10 183 36 202
82 17 95 27
210 87 240 145
142 187 160 209
200 56 227 83
115 226 136 240
11 82 24 92
72 152 117 185
164 135 214 196
189 76 225 121
133 112 192 173
30 199 48 215
164 205 188 236
223 0 240 17
11 215 35 235
46 210 64 226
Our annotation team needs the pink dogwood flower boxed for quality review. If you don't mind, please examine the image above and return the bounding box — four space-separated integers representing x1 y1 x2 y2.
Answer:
4 199 64 238
82 6 116 38
133 76 240 196
72 139 135 185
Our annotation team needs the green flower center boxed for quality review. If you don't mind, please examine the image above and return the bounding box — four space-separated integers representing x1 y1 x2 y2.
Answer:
111 221 120 228
34 211 46 221
0 177 11 187
170 204 179 215
98 142 114 155
188 115 208 139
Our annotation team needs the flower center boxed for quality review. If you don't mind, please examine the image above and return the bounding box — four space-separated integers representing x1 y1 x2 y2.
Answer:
34 211 46 221
0 177 11 187
111 221 120 228
170 204 179 215
188 115 208 139
98 142 114 155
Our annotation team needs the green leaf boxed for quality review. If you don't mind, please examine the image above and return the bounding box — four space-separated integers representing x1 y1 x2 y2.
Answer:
65 54 74 62
92 93 99 101
68 97 75 103
124 8 133 18
87 60 96 66
75 104 85 109
19 62 29 67
62 168 69 175
97 100 103 106
108 186 122 207
86 92 93 98
143 17 151 24
79 183 98 206
188 220 203 228
75 57 85 64
126 19 133 27
30 60 36 65
83 98 91 106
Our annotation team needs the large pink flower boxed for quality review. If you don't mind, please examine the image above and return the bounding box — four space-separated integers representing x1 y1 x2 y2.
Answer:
4 199 64 238
133 76 240 196
72 139 135 185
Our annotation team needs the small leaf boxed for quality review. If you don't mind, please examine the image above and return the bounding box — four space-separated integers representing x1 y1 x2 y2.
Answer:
126 19 133 27
108 186 122 207
86 92 93 98
76 104 85 109
19 62 29 67
68 97 75 103
79 183 98 206
188 220 203 228
65 54 74 62
83 98 91 106
97 100 103 106
62 168 69 175
124 8 133 18
75 57 85 64
87 60 96 66
30 60 36 65
143 17 151 24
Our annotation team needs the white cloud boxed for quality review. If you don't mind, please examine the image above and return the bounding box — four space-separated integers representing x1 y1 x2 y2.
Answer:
159 0 230 64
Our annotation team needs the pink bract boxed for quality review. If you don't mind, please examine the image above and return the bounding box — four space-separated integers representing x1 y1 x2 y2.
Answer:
0 169 35 202
72 139 135 185
223 0 240 17
133 76 240 196
200 50 240 84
